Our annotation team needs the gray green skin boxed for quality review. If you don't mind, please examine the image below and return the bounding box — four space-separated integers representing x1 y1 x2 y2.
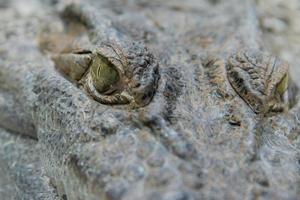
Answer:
226 49 290 114
51 4 160 107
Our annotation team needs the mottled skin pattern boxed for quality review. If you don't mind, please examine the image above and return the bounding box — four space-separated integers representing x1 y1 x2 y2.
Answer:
0 0 300 200
226 49 289 114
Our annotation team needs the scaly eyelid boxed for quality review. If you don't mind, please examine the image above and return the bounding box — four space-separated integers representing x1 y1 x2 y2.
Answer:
52 52 92 81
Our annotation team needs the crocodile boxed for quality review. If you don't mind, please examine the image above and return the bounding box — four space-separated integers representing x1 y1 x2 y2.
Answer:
39 4 160 107
0 0 299 200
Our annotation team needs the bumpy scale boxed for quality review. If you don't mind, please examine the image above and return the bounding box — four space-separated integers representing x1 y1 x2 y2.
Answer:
226 49 289 114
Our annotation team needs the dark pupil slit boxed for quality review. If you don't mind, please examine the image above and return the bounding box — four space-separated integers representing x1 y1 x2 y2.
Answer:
74 50 92 54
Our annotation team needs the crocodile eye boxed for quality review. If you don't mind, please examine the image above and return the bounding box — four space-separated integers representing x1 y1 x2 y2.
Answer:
276 73 289 96
90 54 119 93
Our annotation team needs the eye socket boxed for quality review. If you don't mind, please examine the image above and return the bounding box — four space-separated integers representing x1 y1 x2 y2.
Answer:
90 54 120 94
276 73 289 96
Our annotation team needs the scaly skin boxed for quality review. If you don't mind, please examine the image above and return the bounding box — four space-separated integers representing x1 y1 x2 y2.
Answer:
0 0 299 200
226 49 289 114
